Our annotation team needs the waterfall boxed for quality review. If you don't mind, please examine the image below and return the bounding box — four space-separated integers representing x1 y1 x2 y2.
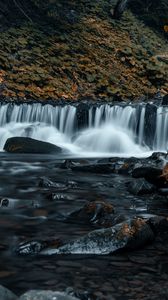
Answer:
0 103 78 153
154 106 168 151
88 104 143 137
0 103 76 135
0 102 167 156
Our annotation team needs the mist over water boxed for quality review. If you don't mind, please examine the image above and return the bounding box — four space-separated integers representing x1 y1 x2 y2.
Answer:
0 102 167 157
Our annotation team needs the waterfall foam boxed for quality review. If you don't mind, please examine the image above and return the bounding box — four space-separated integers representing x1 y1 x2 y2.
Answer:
74 125 144 154
0 102 166 157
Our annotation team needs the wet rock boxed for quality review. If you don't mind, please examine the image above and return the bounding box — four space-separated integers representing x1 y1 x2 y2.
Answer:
16 241 46 256
0 198 9 207
144 104 157 148
41 218 155 255
66 287 97 300
152 91 163 104
60 159 73 169
19 290 79 300
16 216 168 257
149 152 167 161
16 239 62 256
158 188 168 195
132 167 167 188
4 137 62 154
127 178 155 195
60 159 92 170
67 180 78 188
109 157 142 174
162 94 168 105
39 177 67 190
67 200 114 227
47 193 71 201
117 162 133 175
124 218 155 250
147 216 168 235
113 0 129 19
132 167 161 179
39 177 56 188
76 103 89 130
71 163 115 174
0 285 17 300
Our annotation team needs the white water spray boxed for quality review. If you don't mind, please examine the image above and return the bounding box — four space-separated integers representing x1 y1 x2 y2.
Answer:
0 102 166 157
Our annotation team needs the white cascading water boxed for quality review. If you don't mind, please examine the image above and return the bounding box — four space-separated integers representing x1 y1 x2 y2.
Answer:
153 106 168 151
78 104 148 156
74 125 143 154
0 103 79 154
0 102 166 157
0 103 76 135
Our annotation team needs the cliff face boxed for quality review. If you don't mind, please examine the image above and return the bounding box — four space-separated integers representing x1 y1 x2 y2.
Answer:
0 0 167 101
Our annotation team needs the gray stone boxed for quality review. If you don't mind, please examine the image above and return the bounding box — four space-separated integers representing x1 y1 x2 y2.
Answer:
19 290 79 300
4 137 62 154
127 178 155 195
0 285 17 300
41 218 155 255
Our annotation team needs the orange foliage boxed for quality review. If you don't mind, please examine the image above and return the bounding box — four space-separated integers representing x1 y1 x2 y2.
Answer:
160 163 168 181
164 25 168 32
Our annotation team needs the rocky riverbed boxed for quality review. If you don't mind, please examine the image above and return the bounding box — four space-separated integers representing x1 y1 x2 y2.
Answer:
0 152 168 299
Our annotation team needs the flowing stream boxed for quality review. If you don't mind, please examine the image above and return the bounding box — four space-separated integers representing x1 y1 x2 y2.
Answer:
0 102 168 298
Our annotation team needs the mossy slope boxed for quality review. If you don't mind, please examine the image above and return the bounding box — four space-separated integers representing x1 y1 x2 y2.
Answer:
0 4 167 101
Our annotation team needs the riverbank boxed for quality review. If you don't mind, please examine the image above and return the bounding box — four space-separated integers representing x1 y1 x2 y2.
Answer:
0 1 167 102
0 153 168 299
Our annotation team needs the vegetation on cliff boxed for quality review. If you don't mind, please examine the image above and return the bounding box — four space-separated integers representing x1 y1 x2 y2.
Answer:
0 0 167 101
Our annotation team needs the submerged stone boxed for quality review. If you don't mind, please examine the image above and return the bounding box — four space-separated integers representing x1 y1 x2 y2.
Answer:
39 177 67 190
67 200 115 227
4 137 62 154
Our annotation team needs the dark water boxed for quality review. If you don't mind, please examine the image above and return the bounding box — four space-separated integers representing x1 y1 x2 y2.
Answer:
0 153 168 299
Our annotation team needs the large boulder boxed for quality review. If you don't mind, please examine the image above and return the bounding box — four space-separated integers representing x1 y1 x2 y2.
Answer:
4 137 62 154
0 285 17 300
40 218 155 255
19 290 79 300
132 166 168 188
16 216 168 256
